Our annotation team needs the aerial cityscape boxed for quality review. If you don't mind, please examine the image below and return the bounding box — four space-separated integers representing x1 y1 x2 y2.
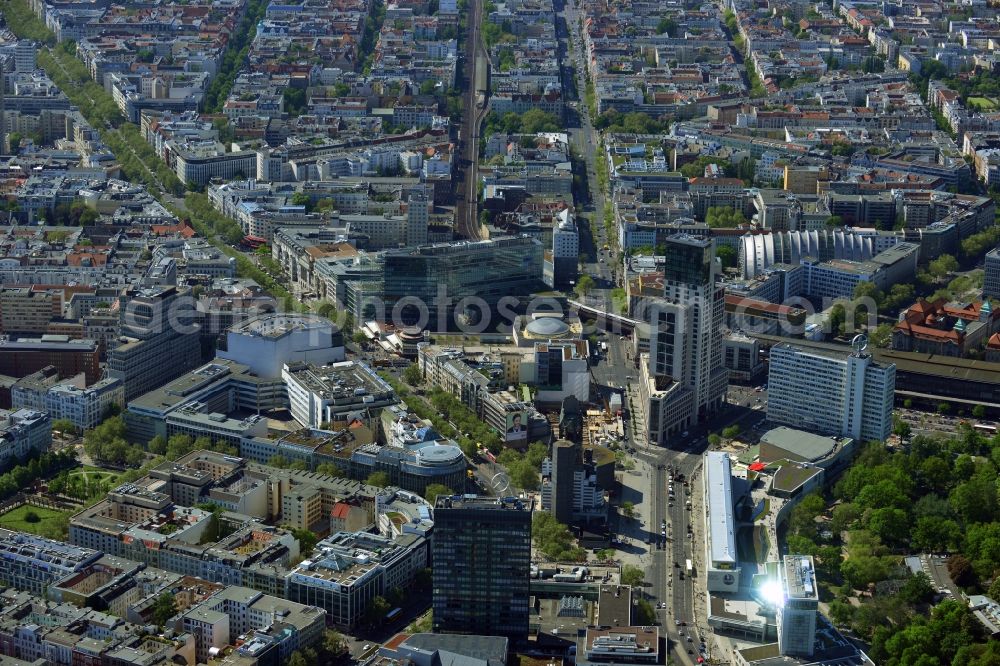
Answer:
0 0 995 663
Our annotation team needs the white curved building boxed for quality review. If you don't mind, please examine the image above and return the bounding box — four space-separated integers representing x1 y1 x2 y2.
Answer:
218 313 345 378
739 229 893 278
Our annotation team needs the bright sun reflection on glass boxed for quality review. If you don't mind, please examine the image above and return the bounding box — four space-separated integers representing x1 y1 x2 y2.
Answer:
760 580 785 607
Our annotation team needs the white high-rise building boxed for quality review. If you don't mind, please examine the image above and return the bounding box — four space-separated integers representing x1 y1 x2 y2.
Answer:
641 235 728 446
552 211 579 259
767 339 895 442
546 209 579 288
777 555 819 657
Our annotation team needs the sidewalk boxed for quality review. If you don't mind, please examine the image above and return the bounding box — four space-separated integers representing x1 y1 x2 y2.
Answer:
611 460 655 571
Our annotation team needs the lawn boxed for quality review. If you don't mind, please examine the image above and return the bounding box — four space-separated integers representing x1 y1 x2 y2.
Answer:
968 96 998 111
68 466 119 484
0 504 67 534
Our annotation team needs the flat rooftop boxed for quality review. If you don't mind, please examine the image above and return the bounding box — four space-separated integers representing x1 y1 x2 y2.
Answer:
760 427 849 463
398 633 508 666
0 336 97 351
287 532 414 586
782 555 818 601
435 494 530 511
771 462 823 495
597 584 632 628
128 359 252 413
283 360 393 402
229 312 335 338
705 452 737 566
585 626 659 661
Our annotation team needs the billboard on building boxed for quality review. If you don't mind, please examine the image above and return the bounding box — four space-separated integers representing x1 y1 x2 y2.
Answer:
505 410 528 442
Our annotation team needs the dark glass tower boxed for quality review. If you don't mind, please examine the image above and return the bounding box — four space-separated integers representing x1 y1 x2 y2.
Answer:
432 495 531 640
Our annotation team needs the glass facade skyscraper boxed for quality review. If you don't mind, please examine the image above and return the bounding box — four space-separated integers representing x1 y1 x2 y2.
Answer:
662 234 713 286
432 495 531 640
382 236 543 328
641 234 728 446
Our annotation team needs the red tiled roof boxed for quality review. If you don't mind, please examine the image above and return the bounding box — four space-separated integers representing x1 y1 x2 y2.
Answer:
151 221 197 238
724 294 804 316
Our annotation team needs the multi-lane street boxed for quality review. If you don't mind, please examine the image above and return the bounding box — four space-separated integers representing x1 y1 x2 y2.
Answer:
590 329 704 664
554 0 615 290
593 330 779 664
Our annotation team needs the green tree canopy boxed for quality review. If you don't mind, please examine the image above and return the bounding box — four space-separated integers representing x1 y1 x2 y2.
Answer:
423 483 454 504
366 471 391 488
150 592 178 627
532 511 585 561
621 564 644 586
928 254 959 279
705 205 747 228
403 363 422 386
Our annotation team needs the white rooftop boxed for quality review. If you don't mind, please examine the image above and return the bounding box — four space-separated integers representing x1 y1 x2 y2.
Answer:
705 451 737 565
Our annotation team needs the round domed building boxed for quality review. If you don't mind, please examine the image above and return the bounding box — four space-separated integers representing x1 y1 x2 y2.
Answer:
513 313 583 346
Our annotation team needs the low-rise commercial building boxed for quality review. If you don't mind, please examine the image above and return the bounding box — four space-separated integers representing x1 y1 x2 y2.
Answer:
0 335 102 385
12 369 124 431
285 530 427 629
282 360 397 429
583 627 660 665
703 452 740 594
180 586 325 664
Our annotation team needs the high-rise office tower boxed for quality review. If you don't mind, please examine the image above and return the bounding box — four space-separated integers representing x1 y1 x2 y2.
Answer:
107 286 202 400
432 495 531 640
545 210 579 288
767 337 895 442
777 555 819 657
541 439 611 525
642 234 727 446
985 246 1000 301
549 439 577 525
405 194 429 247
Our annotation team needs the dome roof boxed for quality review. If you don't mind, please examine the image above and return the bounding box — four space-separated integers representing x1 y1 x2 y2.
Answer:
526 317 570 337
